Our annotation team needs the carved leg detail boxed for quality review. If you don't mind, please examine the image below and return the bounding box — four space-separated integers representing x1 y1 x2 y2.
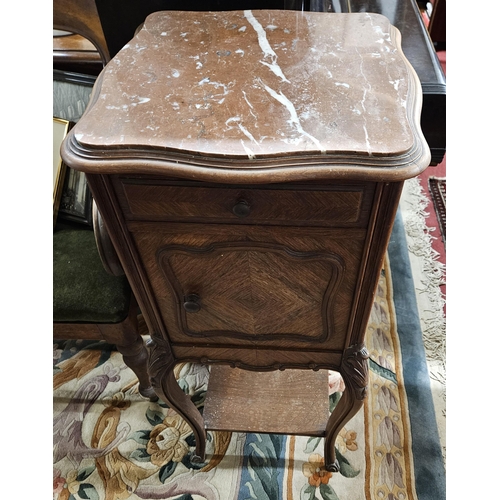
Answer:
147 337 207 462
324 343 369 472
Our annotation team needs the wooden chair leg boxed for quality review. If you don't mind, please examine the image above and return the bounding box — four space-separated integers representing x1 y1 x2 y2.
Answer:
97 309 158 401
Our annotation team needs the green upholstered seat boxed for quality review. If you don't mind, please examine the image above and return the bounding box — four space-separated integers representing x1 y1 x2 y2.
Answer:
53 227 131 324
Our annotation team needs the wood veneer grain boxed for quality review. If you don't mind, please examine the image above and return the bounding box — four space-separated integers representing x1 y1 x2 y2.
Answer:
204 365 330 436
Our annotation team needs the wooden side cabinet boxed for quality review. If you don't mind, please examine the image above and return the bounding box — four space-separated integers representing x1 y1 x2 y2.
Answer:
61 10 430 471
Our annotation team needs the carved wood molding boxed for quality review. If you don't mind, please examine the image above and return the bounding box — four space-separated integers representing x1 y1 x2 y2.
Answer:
175 357 342 373
341 343 370 400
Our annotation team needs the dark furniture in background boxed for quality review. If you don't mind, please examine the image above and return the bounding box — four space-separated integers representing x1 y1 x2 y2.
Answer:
53 2 156 399
54 0 110 63
53 208 156 400
54 31 104 76
428 0 446 50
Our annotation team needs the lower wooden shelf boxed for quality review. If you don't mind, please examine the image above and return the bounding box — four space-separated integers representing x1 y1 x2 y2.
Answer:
203 365 330 436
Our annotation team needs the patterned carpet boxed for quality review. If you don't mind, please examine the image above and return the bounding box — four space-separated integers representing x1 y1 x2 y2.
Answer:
400 176 446 462
53 212 445 500
428 177 446 246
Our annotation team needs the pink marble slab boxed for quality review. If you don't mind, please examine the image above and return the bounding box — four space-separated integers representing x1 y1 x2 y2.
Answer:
74 10 421 160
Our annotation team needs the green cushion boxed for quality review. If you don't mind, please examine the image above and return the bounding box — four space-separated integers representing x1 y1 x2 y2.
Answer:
53 228 131 323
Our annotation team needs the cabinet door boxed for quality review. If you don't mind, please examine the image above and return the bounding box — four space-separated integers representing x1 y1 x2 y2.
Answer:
130 222 367 351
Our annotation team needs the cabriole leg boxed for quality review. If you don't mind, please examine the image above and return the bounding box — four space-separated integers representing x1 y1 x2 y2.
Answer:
324 343 369 471
147 337 207 462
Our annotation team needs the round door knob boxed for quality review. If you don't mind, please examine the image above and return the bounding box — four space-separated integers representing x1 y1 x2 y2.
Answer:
232 199 251 218
183 294 201 313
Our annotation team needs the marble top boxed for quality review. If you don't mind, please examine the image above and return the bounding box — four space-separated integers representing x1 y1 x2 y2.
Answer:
77 11 421 154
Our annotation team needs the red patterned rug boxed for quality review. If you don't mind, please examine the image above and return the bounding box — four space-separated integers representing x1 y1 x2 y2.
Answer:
428 177 446 246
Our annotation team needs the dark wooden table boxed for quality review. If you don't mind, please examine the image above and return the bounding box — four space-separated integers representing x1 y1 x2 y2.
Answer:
61 9 430 471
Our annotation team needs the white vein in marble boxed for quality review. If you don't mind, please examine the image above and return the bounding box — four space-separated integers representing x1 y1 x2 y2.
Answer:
73 11 416 159
244 10 290 83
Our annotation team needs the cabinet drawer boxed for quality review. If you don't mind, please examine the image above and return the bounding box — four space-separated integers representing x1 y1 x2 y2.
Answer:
114 178 375 227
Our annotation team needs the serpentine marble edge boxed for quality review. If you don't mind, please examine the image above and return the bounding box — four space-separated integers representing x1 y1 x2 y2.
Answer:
71 10 418 160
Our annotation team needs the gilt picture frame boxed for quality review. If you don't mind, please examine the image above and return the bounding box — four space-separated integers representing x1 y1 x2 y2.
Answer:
53 69 95 227
58 166 93 226
53 117 70 226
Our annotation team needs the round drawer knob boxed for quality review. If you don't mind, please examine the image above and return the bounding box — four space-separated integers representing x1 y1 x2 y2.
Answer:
183 294 201 313
232 199 251 218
